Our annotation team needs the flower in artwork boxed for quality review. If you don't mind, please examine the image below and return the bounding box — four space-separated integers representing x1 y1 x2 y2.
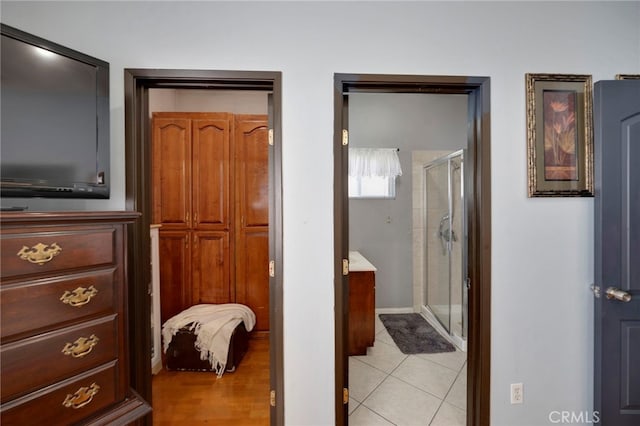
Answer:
543 91 578 180
549 101 569 113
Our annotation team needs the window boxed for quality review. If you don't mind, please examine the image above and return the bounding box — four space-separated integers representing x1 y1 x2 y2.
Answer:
349 148 402 199
349 175 397 198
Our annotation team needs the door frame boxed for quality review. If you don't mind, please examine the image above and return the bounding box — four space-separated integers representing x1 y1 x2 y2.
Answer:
333 73 491 425
124 69 284 425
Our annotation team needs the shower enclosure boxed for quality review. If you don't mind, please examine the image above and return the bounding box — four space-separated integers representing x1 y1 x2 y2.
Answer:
422 150 467 351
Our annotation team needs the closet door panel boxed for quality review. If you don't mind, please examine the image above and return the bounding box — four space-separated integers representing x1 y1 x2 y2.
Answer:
158 231 191 323
192 116 232 230
235 115 269 332
236 229 269 332
235 117 269 227
152 117 192 229
192 231 231 305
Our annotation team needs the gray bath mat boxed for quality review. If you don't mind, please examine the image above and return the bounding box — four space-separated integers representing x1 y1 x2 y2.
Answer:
379 313 456 354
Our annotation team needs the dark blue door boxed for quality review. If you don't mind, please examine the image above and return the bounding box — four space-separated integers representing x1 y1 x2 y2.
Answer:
594 79 640 425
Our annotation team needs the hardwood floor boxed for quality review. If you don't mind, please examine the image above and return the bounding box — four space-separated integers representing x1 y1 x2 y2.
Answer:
152 336 270 425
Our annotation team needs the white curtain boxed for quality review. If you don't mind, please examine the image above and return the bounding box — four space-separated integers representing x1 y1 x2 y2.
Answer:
349 148 402 178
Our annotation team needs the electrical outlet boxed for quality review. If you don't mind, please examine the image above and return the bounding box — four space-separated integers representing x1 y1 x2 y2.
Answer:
510 383 523 404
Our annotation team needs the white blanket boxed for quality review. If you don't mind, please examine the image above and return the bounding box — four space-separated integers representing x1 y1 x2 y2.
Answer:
162 304 256 377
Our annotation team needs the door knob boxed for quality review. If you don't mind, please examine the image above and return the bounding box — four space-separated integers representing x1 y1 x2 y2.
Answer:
605 287 631 302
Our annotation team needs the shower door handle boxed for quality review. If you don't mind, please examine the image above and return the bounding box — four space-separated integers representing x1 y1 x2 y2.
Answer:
438 213 450 254
438 214 448 239
438 213 457 254
439 215 457 241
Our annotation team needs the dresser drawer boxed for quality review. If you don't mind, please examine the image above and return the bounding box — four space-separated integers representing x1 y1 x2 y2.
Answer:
1 227 116 280
0 363 119 426
1 269 118 340
1 315 119 402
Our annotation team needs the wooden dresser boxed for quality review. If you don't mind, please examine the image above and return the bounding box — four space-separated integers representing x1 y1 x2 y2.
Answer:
0 211 151 425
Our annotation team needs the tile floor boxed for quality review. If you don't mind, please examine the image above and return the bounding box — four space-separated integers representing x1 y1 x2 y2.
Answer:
349 314 467 426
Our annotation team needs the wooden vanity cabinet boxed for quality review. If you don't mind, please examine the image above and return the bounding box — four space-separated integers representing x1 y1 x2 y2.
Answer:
348 270 375 355
0 211 150 425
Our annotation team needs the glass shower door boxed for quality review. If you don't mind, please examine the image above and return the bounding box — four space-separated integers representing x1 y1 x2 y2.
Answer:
424 160 451 332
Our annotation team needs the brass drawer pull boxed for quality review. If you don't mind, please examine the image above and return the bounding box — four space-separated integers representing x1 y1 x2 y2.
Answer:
16 242 62 265
62 383 100 409
60 286 99 307
62 335 100 358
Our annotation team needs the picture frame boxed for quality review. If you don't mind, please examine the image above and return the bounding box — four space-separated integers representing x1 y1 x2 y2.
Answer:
526 73 593 197
616 74 640 80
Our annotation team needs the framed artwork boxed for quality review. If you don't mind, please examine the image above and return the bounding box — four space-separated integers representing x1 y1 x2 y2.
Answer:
616 74 640 80
526 73 593 197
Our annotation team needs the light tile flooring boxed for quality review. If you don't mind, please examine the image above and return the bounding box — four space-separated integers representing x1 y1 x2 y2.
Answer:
349 314 467 426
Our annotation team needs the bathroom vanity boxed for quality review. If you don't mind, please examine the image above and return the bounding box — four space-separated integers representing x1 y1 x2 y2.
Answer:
348 251 376 355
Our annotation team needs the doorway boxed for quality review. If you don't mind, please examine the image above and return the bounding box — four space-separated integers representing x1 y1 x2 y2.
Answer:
333 74 491 425
124 69 283 425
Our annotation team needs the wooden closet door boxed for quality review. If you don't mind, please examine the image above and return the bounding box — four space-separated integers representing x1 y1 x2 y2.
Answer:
158 231 191 323
192 115 232 230
192 231 231 305
152 116 192 229
235 115 270 332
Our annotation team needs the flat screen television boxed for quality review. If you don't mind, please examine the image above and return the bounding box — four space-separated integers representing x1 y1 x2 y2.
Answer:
1 23 110 199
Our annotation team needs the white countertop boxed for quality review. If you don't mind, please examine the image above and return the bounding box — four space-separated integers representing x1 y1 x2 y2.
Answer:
349 251 377 272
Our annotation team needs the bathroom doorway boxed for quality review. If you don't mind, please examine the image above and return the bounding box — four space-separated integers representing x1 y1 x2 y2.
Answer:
333 74 491 425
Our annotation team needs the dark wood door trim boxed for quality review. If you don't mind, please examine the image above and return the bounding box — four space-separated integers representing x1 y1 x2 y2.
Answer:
333 73 491 426
124 69 283 425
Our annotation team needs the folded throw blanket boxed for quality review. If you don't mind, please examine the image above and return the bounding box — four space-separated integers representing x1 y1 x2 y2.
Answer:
162 304 256 377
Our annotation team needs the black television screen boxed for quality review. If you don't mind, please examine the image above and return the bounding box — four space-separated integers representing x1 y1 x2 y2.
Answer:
1 24 110 199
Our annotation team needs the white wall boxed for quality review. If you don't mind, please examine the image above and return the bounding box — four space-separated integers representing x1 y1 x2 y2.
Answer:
3 2 639 425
